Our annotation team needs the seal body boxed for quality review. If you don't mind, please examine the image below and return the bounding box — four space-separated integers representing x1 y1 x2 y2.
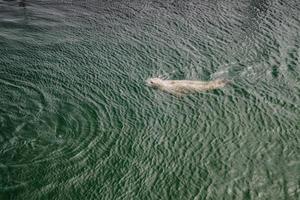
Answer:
146 78 228 96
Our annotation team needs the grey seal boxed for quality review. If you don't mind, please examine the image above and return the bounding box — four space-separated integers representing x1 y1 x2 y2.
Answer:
146 77 229 96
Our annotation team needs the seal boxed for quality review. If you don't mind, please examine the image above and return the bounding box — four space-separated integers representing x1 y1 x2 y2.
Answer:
146 77 228 96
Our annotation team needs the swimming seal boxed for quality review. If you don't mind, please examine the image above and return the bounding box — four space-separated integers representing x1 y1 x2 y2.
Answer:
146 78 228 96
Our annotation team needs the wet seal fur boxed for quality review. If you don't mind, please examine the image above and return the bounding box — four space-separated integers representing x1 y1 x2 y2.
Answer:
146 78 229 96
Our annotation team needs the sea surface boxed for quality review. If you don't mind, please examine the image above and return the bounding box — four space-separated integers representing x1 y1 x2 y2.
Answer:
0 0 300 199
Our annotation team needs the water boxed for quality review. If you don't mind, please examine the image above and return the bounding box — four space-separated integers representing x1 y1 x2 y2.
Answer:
0 0 300 199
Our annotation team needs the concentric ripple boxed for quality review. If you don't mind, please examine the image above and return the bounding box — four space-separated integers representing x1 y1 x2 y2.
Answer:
0 71 106 191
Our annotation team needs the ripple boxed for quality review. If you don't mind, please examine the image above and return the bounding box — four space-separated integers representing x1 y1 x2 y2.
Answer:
0 70 104 191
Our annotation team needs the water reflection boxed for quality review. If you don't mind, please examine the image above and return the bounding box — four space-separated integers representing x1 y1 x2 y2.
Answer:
2 0 26 7
18 0 26 7
249 0 270 20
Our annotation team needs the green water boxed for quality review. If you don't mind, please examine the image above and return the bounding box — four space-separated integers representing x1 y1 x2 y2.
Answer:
0 0 300 199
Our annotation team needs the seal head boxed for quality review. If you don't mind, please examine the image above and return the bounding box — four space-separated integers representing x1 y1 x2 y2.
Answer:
146 78 164 89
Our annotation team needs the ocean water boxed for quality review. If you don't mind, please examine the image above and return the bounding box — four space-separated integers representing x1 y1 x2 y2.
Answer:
0 0 300 199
